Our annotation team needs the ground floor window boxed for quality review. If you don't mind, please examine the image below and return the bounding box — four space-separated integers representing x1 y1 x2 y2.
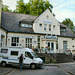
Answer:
63 41 67 49
11 37 19 46
25 38 32 48
37 36 40 49
1 35 5 46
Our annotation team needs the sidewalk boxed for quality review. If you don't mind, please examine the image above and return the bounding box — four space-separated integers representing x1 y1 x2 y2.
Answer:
0 67 13 75
44 62 75 66
44 62 75 75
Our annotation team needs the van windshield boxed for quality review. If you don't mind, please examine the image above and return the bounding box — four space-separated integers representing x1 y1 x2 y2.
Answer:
31 52 38 58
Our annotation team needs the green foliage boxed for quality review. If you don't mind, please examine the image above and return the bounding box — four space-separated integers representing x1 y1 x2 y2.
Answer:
14 0 53 16
2 4 12 12
14 0 26 14
62 18 75 32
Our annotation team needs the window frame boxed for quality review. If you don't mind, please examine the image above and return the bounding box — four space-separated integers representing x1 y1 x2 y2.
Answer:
21 23 32 28
11 37 19 46
63 41 68 49
44 24 47 31
25 51 33 58
10 51 18 56
49 25 51 31
25 38 32 48
53 25 55 29
0 49 8 53
39 23 42 27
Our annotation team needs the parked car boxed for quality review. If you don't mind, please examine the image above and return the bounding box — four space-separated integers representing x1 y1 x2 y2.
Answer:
73 54 75 60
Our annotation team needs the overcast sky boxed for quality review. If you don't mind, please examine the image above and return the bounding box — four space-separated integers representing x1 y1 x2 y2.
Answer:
3 0 75 25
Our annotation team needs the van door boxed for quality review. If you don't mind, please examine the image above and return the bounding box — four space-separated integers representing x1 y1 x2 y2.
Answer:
8 49 19 64
23 51 33 66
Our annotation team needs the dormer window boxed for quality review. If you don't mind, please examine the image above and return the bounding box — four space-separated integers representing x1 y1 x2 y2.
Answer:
21 23 32 28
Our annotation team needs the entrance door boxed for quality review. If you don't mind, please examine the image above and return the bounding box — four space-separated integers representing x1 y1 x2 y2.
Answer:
47 42 54 52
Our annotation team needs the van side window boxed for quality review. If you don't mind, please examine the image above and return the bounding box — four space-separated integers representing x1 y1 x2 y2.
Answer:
25 52 32 58
0 49 8 53
11 51 18 56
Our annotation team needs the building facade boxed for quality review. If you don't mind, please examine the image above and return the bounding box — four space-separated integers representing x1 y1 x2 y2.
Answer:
0 6 75 54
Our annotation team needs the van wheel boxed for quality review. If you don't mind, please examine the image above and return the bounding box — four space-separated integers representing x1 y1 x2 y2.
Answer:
30 64 36 69
1 61 6 67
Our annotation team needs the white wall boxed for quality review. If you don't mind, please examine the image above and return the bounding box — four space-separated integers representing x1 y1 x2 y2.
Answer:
0 28 7 47
58 37 75 49
33 9 60 35
7 33 41 48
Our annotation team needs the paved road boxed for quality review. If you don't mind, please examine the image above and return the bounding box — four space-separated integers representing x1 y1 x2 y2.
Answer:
8 66 69 75
0 62 75 75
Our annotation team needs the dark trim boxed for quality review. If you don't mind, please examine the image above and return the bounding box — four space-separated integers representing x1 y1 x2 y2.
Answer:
20 21 33 25
8 31 46 35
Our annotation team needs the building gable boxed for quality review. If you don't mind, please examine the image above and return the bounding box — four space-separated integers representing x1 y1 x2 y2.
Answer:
33 9 60 35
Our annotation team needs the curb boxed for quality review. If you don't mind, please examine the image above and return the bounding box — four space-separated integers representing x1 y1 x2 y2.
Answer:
43 64 60 67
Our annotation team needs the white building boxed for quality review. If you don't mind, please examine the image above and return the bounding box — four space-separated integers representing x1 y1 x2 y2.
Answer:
0 2 75 54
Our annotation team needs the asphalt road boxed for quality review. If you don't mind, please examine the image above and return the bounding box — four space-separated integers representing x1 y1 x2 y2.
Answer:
0 62 75 75
7 66 69 75
60 62 75 75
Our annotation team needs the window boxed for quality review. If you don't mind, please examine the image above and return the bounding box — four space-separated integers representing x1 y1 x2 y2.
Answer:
53 25 55 29
56 41 58 49
0 49 8 53
37 36 40 48
63 41 67 49
46 15 49 19
11 37 19 46
49 25 51 31
44 24 47 31
25 52 32 58
72 38 74 40
51 42 54 51
39 23 42 27
21 23 32 28
11 51 18 56
25 38 32 48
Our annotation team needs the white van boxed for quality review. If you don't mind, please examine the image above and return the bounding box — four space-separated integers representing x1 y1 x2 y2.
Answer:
0 47 43 69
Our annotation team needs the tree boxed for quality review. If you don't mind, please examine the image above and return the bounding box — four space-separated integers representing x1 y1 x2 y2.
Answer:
14 0 26 14
14 0 54 16
62 18 74 32
2 4 12 12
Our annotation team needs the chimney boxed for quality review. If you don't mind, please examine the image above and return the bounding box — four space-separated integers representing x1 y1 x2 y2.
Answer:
0 0 2 27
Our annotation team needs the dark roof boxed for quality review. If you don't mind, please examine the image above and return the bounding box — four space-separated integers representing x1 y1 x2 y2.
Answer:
1 11 37 33
60 23 75 37
59 22 67 28
1 11 75 37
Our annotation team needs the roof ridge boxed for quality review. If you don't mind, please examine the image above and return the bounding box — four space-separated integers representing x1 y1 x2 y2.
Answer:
2 11 37 17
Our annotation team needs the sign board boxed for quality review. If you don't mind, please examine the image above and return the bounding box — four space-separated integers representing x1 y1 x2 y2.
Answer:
8 35 35 38
44 20 52 24
45 36 57 39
